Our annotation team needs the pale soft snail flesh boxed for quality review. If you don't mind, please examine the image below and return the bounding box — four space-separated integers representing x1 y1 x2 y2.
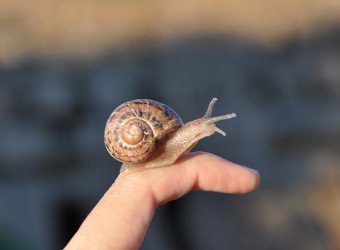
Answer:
104 98 236 175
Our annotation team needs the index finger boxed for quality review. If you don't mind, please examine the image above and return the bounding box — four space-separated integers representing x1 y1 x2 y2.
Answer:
116 151 260 205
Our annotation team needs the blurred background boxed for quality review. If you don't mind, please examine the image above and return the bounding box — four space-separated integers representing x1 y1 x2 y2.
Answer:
1 0 340 249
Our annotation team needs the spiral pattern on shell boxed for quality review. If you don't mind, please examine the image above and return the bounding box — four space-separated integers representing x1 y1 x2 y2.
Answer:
104 99 184 164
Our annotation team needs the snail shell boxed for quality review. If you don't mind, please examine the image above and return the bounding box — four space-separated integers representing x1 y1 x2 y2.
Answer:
104 99 183 163
104 98 236 175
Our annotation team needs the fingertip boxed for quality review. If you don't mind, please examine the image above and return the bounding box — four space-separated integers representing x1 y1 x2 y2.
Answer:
237 166 260 193
175 152 261 194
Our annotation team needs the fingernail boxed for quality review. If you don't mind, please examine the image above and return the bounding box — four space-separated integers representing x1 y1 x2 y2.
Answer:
245 167 260 188
241 165 258 174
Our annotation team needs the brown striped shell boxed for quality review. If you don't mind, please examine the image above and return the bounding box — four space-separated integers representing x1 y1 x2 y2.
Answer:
104 99 183 164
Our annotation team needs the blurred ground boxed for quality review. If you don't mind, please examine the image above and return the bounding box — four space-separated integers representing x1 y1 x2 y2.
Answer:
1 0 340 64
1 1 340 250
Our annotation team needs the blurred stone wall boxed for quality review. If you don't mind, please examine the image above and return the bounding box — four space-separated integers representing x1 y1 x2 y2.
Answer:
1 31 340 249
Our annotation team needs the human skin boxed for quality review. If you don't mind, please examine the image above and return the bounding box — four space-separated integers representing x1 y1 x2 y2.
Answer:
65 152 260 250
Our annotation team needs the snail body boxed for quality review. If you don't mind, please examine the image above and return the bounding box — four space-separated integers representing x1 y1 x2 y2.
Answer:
104 98 236 175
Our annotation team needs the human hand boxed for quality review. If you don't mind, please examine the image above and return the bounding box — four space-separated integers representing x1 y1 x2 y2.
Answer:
65 152 260 250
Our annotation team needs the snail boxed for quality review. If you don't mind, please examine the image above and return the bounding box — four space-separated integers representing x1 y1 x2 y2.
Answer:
104 98 236 175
